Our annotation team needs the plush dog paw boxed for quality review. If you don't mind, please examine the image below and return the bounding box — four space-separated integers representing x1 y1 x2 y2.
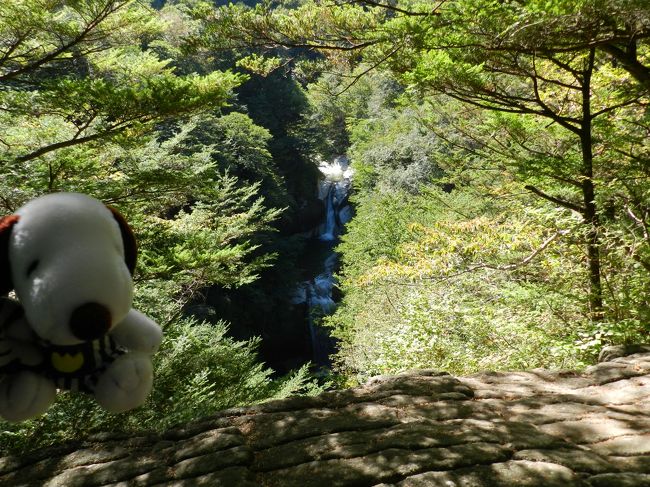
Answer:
94 353 153 413
110 310 163 355
0 371 56 422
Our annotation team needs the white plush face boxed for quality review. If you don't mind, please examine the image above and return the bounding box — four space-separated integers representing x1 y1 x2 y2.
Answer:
8 193 134 345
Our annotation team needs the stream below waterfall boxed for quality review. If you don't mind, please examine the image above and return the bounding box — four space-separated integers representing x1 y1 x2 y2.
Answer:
291 155 353 369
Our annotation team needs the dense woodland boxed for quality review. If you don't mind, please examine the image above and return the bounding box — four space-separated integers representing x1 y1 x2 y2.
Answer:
1 0 649 453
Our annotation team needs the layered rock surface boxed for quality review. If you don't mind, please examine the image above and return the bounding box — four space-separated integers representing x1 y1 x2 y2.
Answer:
2 350 650 486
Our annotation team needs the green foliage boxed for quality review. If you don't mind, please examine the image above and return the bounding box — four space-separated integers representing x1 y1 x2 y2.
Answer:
303 69 401 158
337 191 420 278
0 146 323 454
237 53 283 76
0 0 327 456
0 0 246 165
235 70 322 206
223 0 648 380
330 187 593 383
348 108 444 194
3 0 650 454
177 111 288 207
0 1 158 80
136 177 280 291
306 68 446 194
201 0 384 54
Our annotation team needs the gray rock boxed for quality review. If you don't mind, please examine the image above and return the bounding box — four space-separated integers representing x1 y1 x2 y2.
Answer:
397 461 583 487
588 473 650 487
2 353 650 486
598 344 650 363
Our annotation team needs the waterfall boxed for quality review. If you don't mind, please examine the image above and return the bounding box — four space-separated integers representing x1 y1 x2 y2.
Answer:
320 186 337 241
291 156 353 369
317 156 353 242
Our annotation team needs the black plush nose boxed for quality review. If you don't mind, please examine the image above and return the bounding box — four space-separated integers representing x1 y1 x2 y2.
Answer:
69 302 112 341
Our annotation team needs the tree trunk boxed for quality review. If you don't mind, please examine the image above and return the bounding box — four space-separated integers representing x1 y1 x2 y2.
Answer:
583 179 604 319
581 49 604 320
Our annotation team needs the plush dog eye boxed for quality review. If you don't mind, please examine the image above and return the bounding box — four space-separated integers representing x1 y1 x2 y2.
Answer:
26 259 40 277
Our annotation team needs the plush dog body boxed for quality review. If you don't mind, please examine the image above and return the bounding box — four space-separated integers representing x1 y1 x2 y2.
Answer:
0 193 162 422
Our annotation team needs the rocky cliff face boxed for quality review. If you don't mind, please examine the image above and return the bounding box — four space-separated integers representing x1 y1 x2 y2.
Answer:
2 349 650 487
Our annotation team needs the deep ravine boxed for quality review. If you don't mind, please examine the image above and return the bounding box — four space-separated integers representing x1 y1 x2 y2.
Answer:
291 155 353 369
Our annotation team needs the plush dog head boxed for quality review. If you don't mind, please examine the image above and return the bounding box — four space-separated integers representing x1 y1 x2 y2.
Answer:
0 193 137 345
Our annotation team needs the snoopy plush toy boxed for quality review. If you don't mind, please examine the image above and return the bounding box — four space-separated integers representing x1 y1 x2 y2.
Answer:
0 193 162 422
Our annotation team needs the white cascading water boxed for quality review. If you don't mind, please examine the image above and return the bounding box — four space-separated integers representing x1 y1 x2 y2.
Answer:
317 156 354 241
291 156 353 368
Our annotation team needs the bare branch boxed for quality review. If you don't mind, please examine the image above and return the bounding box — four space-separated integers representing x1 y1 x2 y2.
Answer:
625 205 650 241
334 44 402 95
345 0 438 17
471 230 569 271
600 43 650 86
530 63 582 135
14 115 142 163
524 184 586 214
15 131 111 162
0 1 130 82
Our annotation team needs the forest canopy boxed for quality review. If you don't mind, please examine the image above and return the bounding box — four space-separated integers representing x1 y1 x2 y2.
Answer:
201 0 650 378
1 0 649 452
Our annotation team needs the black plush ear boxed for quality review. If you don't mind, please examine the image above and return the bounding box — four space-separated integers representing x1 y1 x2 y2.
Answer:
0 215 19 295
107 207 137 276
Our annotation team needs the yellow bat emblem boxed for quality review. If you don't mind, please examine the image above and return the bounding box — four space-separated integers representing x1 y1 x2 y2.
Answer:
51 352 84 373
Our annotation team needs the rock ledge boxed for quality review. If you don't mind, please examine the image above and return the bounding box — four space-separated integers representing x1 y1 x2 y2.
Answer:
2 352 650 486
